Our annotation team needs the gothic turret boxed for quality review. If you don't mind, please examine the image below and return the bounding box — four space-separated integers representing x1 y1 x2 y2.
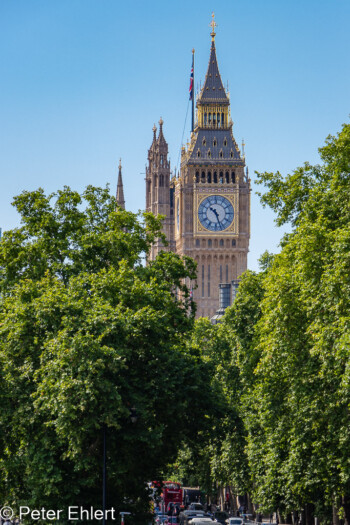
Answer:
145 119 174 260
116 159 125 209
157 117 167 146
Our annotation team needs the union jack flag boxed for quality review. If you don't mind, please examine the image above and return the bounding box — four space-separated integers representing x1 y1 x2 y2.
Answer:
189 59 194 100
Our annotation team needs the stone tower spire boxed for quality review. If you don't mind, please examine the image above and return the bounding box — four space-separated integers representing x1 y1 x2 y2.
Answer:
172 15 250 319
198 21 228 105
145 119 174 260
116 159 125 209
157 117 166 145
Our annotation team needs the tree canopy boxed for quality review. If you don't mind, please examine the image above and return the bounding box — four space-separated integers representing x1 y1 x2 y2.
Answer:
166 122 350 525
0 186 212 521
246 123 350 522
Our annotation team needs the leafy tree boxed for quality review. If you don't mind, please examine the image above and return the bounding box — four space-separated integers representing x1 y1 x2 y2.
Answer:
166 276 264 506
0 186 211 522
249 123 350 523
164 318 231 498
217 258 272 514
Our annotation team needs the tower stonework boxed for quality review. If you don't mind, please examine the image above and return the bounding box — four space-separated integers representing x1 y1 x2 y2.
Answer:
146 24 250 318
145 119 175 260
116 159 125 209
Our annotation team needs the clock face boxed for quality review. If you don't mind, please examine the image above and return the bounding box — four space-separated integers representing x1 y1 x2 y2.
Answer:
198 195 234 232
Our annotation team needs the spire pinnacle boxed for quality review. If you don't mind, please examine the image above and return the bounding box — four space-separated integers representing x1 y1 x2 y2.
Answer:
197 17 228 105
150 124 157 148
157 117 166 144
116 159 125 209
210 12 217 41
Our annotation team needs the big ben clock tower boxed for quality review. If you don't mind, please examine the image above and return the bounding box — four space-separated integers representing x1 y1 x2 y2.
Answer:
174 15 251 318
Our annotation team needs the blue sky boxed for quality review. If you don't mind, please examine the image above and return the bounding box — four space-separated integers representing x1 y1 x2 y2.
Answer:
1 0 349 271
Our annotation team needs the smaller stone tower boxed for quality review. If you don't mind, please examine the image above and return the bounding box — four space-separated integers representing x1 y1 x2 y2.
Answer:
116 159 125 209
145 118 175 260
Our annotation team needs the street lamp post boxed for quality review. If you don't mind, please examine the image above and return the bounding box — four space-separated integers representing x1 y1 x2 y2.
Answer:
102 408 137 525
102 423 107 525
120 511 131 525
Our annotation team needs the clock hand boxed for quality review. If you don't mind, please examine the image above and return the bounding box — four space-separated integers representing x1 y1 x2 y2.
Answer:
213 209 223 228
209 206 220 222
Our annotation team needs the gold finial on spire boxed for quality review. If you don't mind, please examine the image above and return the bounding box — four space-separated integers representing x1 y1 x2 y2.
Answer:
242 139 245 157
210 12 217 41
159 117 163 126
119 158 122 170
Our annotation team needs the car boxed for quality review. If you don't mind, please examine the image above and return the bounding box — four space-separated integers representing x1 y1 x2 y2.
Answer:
179 510 207 525
189 503 204 512
227 519 244 525
188 519 217 525
155 514 178 524
213 511 229 525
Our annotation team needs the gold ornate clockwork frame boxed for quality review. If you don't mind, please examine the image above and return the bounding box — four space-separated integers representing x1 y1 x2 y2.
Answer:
193 187 239 236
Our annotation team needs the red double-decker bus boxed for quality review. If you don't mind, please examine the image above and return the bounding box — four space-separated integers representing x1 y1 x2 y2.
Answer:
162 481 182 508
150 480 182 510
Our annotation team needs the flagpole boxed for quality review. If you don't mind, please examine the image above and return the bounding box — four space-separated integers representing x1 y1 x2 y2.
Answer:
191 48 195 132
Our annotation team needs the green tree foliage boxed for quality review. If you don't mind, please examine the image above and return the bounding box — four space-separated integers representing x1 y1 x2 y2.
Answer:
163 123 350 523
166 306 256 499
247 123 350 521
0 186 211 521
